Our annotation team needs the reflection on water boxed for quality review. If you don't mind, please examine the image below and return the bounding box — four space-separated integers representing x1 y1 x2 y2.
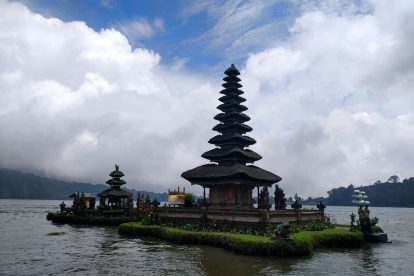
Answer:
0 200 413 275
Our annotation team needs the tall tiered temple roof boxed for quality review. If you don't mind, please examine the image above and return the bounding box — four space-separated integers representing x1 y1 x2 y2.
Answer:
182 64 281 187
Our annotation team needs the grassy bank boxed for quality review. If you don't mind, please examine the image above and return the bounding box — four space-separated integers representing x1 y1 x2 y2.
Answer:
118 222 365 257
47 212 134 226
292 229 365 252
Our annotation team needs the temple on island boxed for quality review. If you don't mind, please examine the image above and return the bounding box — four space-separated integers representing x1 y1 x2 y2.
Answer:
182 64 281 209
98 164 132 209
50 65 322 228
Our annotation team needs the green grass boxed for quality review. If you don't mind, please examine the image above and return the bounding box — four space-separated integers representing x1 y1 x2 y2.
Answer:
292 229 365 249
118 223 365 257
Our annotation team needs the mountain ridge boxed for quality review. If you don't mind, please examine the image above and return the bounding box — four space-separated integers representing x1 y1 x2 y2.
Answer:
0 169 168 201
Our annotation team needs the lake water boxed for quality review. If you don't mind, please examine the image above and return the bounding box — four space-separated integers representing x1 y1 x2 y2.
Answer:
0 200 413 275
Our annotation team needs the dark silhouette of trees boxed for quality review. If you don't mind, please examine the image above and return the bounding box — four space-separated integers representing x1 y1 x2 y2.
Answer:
388 175 400 184
258 187 271 209
325 176 414 207
274 185 287 210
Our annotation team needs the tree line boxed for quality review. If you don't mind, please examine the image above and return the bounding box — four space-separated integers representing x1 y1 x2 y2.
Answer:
0 169 168 201
324 175 414 207
1 169 413 207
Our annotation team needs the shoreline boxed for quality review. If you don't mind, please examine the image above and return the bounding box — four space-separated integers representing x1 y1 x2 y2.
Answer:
46 212 135 225
118 222 365 257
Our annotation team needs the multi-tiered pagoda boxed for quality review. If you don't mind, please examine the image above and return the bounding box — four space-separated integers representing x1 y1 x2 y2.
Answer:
182 64 281 209
98 164 132 208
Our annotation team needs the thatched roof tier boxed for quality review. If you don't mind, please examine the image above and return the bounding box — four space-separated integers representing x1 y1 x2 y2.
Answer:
212 123 252 134
214 112 251 123
223 75 241 83
222 82 243 89
217 102 248 112
109 164 125 177
202 147 262 163
98 188 132 198
181 163 281 186
208 133 256 147
219 88 244 96
105 179 126 185
218 94 246 103
110 170 124 178
224 64 240 76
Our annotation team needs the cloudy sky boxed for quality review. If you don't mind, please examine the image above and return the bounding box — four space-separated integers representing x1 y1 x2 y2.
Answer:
0 0 413 197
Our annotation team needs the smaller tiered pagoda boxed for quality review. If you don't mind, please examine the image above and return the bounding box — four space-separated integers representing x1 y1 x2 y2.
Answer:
98 164 132 209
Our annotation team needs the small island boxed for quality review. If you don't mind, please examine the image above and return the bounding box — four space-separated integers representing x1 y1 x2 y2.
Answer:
47 64 387 257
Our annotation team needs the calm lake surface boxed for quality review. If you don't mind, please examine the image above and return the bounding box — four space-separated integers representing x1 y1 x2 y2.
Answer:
0 200 413 275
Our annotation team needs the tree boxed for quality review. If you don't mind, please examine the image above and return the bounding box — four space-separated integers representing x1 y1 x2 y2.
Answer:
274 185 287 210
145 193 151 207
258 186 271 210
388 175 400 184
184 193 195 207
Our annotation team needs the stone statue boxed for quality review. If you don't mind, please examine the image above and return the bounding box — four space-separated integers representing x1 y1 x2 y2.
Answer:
364 205 372 233
350 212 356 229
152 197 160 208
358 205 372 233
274 223 290 239
60 201 66 212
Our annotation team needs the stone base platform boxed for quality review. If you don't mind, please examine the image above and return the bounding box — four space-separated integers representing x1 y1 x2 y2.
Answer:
154 207 322 229
364 233 388 243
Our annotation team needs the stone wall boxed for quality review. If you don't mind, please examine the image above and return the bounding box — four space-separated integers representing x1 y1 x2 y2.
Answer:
155 207 322 228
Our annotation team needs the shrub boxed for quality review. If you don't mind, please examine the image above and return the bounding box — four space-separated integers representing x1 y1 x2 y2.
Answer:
289 219 334 234
371 225 383 233
141 214 157 225
184 193 195 207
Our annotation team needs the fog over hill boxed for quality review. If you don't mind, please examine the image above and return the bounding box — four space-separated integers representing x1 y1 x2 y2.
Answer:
0 169 167 201
1 169 413 207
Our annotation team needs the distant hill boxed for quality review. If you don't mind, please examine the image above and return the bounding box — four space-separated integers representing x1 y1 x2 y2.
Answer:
325 176 414 207
2 169 412 207
0 169 168 201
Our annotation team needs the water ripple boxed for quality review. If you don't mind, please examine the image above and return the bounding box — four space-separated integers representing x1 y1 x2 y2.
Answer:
0 199 413 275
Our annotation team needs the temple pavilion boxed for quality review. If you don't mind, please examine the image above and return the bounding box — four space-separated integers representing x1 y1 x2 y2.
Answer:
98 164 132 208
182 64 281 209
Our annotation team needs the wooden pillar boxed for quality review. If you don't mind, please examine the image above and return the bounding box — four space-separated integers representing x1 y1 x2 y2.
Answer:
203 186 206 205
235 185 238 205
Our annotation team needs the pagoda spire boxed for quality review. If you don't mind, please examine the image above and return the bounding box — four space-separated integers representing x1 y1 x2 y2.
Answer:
182 64 281 209
105 164 126 190
203 64 261 164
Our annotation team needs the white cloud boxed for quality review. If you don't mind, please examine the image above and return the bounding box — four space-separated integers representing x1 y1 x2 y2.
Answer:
100 0 116 9
241 0 414 196
183 0 284 54
116 17 164 43
0 0 413 199
0 1 216 193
